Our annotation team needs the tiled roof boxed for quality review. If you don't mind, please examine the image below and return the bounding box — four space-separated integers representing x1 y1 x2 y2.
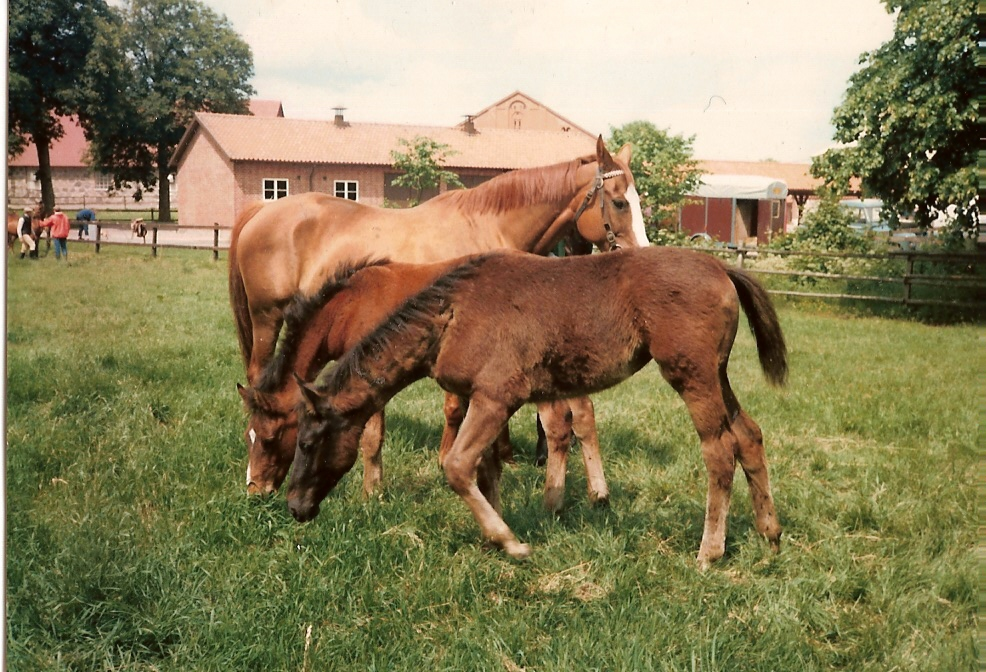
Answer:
248 99 284 117
8 116 88 168
696 160 821 193
172 112 598 171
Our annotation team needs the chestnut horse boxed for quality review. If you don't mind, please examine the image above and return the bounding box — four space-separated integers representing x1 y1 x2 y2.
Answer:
240 256 608 506
231 138 645 492
288 247 787 568
229 137 646 386
6 205 46 253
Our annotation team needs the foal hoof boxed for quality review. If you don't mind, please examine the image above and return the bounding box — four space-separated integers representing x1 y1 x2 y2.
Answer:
503 540 532 560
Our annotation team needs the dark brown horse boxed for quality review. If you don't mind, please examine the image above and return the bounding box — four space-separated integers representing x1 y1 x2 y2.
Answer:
288 247 787 568
229 137 647 387
240 256 609 508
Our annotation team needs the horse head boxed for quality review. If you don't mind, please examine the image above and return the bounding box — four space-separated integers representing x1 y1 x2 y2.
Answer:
572 136 649 252
287 375 363 522
236 383 297 495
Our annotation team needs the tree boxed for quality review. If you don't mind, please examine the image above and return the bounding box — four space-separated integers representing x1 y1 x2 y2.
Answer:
8 0 109 215
389 136 464 206
811 0 978 238
78 0 255 221
607 121 702 233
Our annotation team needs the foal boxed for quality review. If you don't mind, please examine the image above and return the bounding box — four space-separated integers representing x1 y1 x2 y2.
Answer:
288 247 787 568
241 256 609 505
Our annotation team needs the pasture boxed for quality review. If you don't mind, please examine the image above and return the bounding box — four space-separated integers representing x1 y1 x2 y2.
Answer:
5 245 979 670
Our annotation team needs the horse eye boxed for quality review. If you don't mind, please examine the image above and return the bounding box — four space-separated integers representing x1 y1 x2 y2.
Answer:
613 198 628 211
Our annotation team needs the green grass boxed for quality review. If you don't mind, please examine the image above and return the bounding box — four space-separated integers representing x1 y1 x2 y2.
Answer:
6 244 980 670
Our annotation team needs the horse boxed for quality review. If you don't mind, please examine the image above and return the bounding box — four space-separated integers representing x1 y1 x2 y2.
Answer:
231 137 646 493
7 205 46 254
240 256 609 508
229 136 647 387
130 218 148 241
287 247 787 569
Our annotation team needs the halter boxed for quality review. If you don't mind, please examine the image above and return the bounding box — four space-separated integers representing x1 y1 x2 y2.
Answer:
571 168 626 249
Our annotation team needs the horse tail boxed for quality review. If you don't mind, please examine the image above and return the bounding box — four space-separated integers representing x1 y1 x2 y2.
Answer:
725 266 788 386
229 201 266 370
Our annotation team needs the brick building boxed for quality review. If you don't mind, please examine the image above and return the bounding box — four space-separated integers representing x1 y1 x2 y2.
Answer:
169 91 597 229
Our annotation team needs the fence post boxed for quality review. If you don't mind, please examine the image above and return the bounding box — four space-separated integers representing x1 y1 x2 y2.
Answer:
736 246 746 268
95 224 102 254
213 224 219 262
151 226 159 257
902 253 915 306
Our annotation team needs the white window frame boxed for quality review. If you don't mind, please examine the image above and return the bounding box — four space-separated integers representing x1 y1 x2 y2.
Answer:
334 180 359 201
262 178 289 201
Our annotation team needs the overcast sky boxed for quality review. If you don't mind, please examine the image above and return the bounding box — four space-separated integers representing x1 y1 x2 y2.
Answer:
202 0 895 163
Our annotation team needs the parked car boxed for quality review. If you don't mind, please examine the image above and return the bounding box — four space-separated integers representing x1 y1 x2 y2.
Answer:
839 199 891 235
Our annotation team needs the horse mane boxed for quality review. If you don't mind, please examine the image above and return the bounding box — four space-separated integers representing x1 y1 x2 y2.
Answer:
319 254 494 397
434 155 592 216
256 257 391 392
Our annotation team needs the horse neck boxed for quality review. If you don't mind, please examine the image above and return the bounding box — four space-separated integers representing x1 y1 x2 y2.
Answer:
441 158 598 254
322 310 448 423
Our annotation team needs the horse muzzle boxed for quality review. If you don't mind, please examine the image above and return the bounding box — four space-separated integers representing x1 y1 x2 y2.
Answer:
287 494 320 522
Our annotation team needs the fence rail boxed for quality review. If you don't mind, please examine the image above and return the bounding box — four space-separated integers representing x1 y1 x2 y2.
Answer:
68 224 986 313
720 246 986 311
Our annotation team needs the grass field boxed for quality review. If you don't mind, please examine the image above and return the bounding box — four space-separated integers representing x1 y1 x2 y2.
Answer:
5 244 980 670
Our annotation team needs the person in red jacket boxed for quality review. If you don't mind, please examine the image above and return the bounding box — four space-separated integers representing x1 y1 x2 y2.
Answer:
44 208 71 261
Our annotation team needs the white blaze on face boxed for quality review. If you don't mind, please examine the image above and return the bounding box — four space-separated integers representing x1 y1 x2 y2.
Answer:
246 428 257 485
626 184 649 247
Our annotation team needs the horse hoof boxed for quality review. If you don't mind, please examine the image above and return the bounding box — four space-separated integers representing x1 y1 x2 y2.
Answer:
503 541 532 560
588 490 610 506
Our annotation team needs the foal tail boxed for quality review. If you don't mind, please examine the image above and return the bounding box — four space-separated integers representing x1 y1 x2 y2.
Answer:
228 201 266 370
726 266 788 386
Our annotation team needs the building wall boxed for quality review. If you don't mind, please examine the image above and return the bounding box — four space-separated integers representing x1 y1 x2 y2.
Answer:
174 132 236 227
472 93 577 133
6 166 153 214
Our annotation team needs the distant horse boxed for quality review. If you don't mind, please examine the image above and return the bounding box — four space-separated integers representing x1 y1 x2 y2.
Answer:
288 247 787 568
7 205 46 254
130 218 148 241
231 137 646 493
240 256 609 508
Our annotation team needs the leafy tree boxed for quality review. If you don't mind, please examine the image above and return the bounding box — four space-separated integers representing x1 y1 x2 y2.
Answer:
607 121 701 232
389 136 464 206
78 0 255 221
811 0 978 238
8 0 109 215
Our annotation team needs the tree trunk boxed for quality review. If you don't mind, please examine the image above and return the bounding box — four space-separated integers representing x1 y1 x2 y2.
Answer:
33 127 55 216
156 145 172 222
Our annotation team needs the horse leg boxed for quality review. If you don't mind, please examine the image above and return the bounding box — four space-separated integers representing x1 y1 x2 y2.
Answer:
438 392 466 468
662 362 737 569
360 410 386 497
442 395 530 559
537 400 573 514
568 396 609 505
722 378 782 553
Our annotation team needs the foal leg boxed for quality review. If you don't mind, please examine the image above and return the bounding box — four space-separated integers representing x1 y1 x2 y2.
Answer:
442 396 530 559
673 380 738 570
722 379 781 552
537 400 573 514
568 396 609 505
359 410 386 497
441 393 514 467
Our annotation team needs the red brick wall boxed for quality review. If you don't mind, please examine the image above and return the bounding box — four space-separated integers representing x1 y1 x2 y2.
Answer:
174 132 236 228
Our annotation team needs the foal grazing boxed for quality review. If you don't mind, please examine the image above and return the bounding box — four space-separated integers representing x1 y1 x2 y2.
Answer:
242 255 609 503
288 247 787 568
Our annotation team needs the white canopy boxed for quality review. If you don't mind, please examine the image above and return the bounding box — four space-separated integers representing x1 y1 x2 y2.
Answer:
691 174 788 200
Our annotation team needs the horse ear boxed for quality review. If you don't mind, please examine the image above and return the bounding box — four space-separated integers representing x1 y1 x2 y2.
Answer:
293 373 324 413
236 382 254 409
615 143 632 165
595 135 610 163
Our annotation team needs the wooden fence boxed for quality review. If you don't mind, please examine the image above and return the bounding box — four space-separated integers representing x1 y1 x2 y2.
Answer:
65 224 986 312
723 246 986 311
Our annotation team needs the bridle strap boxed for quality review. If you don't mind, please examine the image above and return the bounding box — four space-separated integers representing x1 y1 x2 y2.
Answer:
572 168 625 249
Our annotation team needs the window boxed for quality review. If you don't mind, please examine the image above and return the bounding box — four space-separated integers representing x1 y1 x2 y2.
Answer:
334 180 358 201
94 172 113 190
263 178 289 201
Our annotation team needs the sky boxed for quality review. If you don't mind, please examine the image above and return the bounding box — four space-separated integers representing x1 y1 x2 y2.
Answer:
205 1 893 163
